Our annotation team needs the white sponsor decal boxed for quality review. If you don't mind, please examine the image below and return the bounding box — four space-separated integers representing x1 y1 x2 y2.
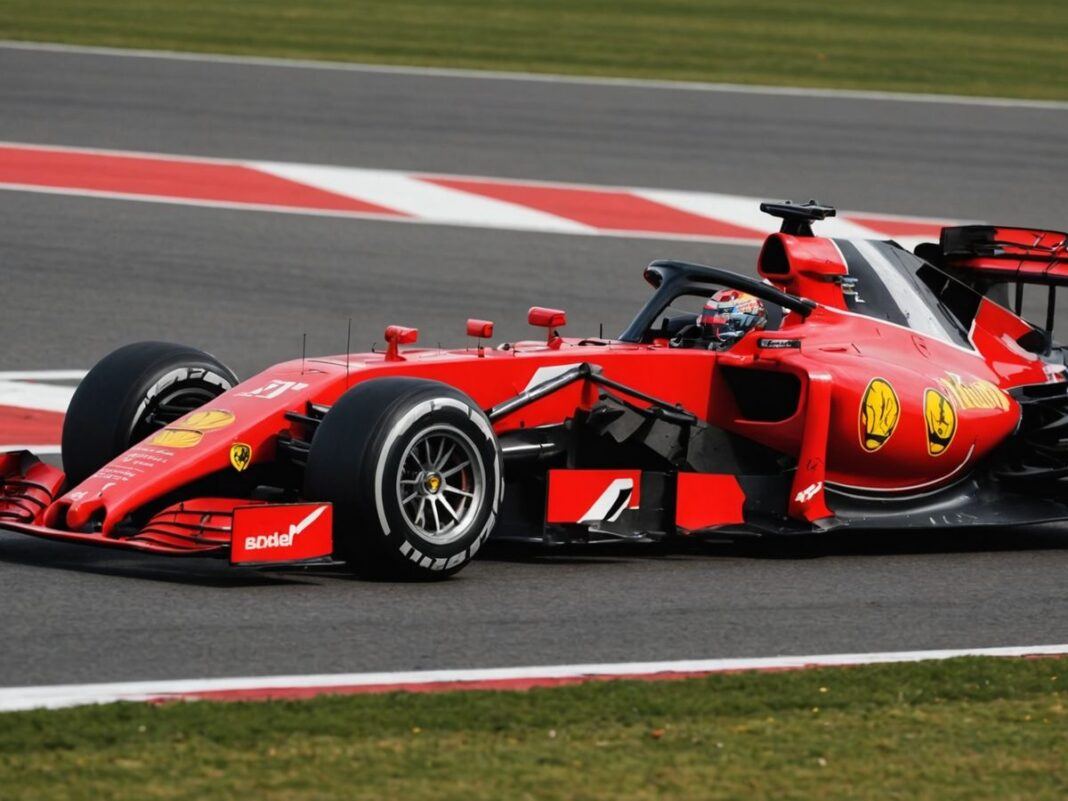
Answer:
581 478 635 523
794 481 823 504
238 379 310 400
243 505 326 551
521 363 584 393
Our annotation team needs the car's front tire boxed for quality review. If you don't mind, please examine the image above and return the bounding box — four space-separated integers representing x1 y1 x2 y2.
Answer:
62 341 238 487
304 378 502 579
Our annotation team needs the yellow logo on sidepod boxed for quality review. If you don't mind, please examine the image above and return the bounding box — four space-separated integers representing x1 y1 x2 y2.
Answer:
860 378 900 452
937 373 1010 411
923 389 957 456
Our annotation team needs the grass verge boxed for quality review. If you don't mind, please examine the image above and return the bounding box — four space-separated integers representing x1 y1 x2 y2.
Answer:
1 657 1066 800
0 1 1067 100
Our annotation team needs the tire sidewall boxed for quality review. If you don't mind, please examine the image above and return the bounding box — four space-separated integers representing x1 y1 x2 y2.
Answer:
306 378 502 578
369 397 501 573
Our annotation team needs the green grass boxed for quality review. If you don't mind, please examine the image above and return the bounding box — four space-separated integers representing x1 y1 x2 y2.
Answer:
0 1 1066 100
2 657 1067 800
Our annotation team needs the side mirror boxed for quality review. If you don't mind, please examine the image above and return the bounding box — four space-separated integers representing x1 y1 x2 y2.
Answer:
466 319 494 338
467 319 494 358
384 325 418 361
528 307 566 348
528 307 566 329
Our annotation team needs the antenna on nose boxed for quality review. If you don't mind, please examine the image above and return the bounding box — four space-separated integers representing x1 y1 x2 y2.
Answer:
345 317 352 387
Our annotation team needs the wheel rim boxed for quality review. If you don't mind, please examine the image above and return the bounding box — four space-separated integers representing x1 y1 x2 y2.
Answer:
396 425 485 545
129 385 221 443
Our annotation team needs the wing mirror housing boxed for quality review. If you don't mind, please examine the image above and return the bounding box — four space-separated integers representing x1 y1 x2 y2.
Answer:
528 307 566 348
466 319 494 358
384 325 418 361
466 319 494 338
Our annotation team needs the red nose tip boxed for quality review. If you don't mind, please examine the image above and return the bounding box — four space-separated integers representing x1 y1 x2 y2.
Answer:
64 496 107 531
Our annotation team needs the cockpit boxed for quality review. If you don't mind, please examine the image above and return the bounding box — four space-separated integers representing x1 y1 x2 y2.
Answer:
617 198 1055 361
620 239 986 354
619 260 809 349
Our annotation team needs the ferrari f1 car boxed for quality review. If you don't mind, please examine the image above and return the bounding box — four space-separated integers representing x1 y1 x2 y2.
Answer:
3 201 1068 578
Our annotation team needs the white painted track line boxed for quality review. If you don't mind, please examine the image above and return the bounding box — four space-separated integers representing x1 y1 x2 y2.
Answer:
2 644 1067 712
0 370 86 381
2 40 1066 110
0 141 955 250
0 379 76 413
255 162 593 234
638 189 890 242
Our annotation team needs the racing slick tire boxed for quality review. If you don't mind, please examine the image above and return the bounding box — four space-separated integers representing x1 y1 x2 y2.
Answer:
61 341 239 487
304 378 503 579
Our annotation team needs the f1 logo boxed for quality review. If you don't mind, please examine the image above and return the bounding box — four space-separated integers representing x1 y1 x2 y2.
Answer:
580 478 636 523
546 470 641 525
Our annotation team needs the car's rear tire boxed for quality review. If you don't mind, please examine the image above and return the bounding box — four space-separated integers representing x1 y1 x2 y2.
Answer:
304 378 502 579
62 341 238 487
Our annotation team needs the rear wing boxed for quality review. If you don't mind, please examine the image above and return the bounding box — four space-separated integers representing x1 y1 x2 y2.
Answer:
917 225 1068 333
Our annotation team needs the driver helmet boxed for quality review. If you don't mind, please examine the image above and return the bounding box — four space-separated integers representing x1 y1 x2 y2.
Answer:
700 289 767 344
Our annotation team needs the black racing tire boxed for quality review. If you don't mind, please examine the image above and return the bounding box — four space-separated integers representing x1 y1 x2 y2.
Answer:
62 341 238 487
304 378 503 579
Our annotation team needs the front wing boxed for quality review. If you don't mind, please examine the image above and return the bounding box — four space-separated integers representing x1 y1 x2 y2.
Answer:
0 451 332 566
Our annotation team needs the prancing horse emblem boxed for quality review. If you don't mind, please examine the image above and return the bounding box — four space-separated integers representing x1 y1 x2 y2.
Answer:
229 442 253 472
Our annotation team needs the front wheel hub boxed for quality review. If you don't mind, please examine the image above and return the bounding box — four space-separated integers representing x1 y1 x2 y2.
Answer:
420 471 443 495
396 426 485 545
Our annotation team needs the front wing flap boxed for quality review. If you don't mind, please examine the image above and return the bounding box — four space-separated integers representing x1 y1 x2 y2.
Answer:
0 451 332 565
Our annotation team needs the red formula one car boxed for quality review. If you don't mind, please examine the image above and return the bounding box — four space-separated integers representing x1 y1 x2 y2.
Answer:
3 201 1068 578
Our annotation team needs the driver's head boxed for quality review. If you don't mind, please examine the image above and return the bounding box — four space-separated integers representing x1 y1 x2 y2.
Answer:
700 289 767 345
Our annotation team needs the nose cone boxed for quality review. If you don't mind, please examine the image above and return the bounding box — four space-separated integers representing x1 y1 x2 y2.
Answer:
63 495 107 531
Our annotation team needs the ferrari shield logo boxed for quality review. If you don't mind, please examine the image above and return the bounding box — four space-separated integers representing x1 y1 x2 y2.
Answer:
924 389 957 456
229 442 253 472
859 378 899 452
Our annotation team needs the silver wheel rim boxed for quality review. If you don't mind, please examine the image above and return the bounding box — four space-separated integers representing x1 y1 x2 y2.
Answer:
396 424 485 545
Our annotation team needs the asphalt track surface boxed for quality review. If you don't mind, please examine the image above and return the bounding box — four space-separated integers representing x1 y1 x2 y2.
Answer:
2 45 1068 686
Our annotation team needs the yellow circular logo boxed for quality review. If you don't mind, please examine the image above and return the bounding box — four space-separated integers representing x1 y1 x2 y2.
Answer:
149 409 235 449
860 378 900 452
181 409 236 431
151 429 204 448
924 388 957 456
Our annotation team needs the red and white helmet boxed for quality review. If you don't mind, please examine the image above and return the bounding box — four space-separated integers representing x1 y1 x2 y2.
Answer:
700 289 767 344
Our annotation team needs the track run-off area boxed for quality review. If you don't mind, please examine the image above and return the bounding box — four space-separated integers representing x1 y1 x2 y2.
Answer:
2 42 1068 699
0 142 948 249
